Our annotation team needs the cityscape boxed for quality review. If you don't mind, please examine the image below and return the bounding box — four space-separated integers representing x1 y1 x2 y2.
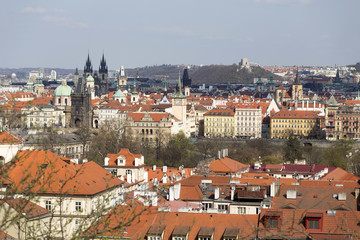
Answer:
1 1 360 240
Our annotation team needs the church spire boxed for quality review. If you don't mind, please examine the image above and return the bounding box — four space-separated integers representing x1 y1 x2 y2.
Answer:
99 53 108 74
174 71 185 98
84 53 93 75
295 67 300 85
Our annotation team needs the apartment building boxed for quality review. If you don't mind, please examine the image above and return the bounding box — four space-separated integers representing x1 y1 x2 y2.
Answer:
270 110 322 139
235 103 262 138
204 108 235 137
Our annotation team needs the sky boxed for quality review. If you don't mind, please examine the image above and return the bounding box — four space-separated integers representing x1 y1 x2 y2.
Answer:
0 0 359 69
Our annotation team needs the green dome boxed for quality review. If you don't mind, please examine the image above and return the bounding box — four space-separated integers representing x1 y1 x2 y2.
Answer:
113 89 126 98
54 84 72 96
86 75 94 82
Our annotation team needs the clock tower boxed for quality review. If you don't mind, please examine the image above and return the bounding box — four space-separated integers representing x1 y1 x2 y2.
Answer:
172 72 187 134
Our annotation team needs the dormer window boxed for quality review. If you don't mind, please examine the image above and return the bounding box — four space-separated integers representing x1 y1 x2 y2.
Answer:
172 226 189 240
222 228 239 240
198 227 214 240
263 211 281 229
304 212 322 230
147 225 165 240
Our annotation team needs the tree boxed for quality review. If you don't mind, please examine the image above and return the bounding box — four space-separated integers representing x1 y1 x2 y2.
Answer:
322 140 352 169
284 135 303 162
162 132 196 167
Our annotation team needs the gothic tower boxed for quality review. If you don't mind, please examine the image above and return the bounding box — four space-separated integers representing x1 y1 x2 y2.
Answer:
292 68 303 101
182 68 192 87
172 72 187 135
96 53 109 97
84 54 93 77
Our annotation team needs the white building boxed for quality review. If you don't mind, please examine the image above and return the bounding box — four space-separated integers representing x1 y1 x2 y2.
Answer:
235 103 262 138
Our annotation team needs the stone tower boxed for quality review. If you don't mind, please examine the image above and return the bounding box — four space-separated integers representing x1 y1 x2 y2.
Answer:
256 74 264 92
182 68 192 87
268 73 276 92
292 68 303 101
117 66 127 90
172 72 187 134
96 53 109 97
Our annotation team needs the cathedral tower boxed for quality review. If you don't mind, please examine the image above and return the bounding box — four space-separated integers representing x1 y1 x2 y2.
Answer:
84 54 93 77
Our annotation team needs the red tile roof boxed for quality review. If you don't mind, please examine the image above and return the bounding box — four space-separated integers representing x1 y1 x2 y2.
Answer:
127 112 170 122
5 150 123 195
207 157 248 174
105 148 143 167
272 110 321 119
0 131 24 144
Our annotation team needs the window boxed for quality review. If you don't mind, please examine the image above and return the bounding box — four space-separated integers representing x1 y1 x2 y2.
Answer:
45 200 52 210
148 236 161 240
308 219 319 229
173 237 185 240
199 238 211 240
126 169 132 175
218 204 228 211
203 203 212 210
267 217 278 228
75 202 82 212
238 207 246 214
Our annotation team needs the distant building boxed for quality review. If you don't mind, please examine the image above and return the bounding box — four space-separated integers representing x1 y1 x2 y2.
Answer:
50 70 56 80
270 110 322 139
204 108 235 137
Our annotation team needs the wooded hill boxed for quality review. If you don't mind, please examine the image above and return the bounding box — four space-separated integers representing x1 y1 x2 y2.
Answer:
127 64 282 85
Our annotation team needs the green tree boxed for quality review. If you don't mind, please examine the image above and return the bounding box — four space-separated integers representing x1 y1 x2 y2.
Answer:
322 140 352 169
284 136 303 162
162 132 196 167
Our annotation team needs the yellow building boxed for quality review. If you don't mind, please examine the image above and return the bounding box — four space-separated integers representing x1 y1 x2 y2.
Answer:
270 110 322 139
204 108 235 137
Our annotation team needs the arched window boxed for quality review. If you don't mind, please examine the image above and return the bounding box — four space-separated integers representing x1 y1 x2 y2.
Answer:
65 98 68 106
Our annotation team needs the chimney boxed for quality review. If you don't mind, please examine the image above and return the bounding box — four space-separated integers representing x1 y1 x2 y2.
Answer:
162 175 167 184
135 157 139 167
132 174 135 183
153 165 156 172
355 188 360 199
144 171 148 182
169 186 175 201
270 182 275 197
163 165 167 173
174 183 181 200
286 190 297 199
231 186 235 201
338 192 346 201
214 187 220 200
104 157 110 166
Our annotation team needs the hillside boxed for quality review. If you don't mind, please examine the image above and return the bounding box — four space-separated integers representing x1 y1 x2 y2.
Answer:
189 65 281 85
126 64 281 85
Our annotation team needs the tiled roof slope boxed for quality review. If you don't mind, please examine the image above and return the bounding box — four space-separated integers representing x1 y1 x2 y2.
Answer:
0 131 24 144
85 206 259 239
4 150 123 195
207 157 248 174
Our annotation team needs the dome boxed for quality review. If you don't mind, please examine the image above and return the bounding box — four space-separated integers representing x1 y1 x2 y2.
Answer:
113 89 126 98
54 83 72 96
86 75 94 82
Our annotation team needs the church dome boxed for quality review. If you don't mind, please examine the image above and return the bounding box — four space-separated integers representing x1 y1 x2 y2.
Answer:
113 89 126 98
86 75 94 82
54 80 72 96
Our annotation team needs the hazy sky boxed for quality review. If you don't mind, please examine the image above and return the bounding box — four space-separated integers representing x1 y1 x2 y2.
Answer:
1 0 359 69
